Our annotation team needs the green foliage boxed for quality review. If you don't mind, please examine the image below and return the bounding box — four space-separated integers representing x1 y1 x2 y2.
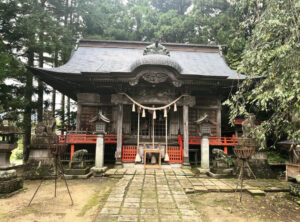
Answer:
267 150 288 163
151 0 192 14
1 0 298 152
225 0 300 148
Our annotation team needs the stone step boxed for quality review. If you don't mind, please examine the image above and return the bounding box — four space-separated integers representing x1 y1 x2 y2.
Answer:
104 168 117 176
194 186 208 193
247 189 266 196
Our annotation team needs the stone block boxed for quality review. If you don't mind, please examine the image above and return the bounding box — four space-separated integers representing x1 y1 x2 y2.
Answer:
64 167 90 175
0 169 17 181
91 166 107 177
197 168 210 174
160 215 180 222
247 189 266 196
105 168 117 176
194 186 208 193
182 216 202 222
118 215 138 222
206 185 219 192
120 207 139 215
100 207 120 215
140 215 159 222
96 215 118 222
23 159 55 179
184 188 195 194
0 177 23 194
63 171 92 179
69 161 86 169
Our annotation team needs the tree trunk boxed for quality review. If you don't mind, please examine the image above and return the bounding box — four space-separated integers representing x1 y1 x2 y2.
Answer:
52 47 59 117
52 89 56 117
37 0 45 122
23 50 34 162
37 53 44 122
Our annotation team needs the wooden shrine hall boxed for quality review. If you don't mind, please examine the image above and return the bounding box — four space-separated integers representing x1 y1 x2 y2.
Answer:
31 39 243 167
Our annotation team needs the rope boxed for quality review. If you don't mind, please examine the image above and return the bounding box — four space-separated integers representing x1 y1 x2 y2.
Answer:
152 114 155 149
120 93 188 111
165 115 168 155
137 109 140 147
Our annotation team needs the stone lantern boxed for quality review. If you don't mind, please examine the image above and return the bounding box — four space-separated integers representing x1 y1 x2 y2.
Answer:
0 114 23 195
0 115 18 167
196 114 212 173
90 111 110 176
95 117 108 134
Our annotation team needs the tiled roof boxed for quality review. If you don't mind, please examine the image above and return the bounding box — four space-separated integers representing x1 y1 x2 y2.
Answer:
38 40 243 80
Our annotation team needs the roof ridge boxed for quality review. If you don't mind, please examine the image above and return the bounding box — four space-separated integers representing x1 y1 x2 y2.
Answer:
79 39 224 49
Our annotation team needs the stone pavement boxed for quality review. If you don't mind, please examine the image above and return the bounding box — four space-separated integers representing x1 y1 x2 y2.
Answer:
97 169 202 222
96 168 290 222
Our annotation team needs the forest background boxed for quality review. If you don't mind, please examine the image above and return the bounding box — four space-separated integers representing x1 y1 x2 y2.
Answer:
0 0 299 161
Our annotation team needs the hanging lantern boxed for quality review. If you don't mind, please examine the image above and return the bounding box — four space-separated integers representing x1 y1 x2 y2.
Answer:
164 108 167 118
142 109 146 117
153 110 156 119
132 103 136 112
174 103 177 112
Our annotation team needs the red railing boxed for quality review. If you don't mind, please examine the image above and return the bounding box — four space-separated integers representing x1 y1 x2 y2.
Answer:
59 134 117 144
189 135 238 146
122 145 137 162
121 145 183 163
168 146 183 163
178 134 239 154
60 133 238 161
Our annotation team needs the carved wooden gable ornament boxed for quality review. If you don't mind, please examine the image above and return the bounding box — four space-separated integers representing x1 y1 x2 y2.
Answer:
129 42 183 87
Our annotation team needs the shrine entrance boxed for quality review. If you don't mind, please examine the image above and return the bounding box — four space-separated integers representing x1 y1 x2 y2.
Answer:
122 93 186 165
131 109 167 139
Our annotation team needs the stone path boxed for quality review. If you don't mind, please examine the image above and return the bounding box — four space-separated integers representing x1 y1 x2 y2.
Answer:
96 168 291 222
104 168 290 193
97 169 202 222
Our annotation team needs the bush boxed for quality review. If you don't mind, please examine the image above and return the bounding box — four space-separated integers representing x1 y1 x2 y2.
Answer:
11 147 23 160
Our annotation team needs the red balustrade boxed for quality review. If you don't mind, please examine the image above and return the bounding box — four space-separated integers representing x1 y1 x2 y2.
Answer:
121 145 183 163
122 145 137 162
178 134 239 154
189 136 238 146
59 134 117 144
168 146 183 163
60 133 238 161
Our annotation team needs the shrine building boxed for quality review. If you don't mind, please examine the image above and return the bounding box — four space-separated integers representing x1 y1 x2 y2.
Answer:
30 39 243 168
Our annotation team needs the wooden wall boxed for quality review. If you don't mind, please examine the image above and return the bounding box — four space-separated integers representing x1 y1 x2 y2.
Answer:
76 93 113 132
76 93 221 137
188 96 221 137
79 106 98 131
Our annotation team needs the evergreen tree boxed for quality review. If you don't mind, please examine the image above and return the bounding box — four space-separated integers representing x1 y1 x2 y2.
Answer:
224 0 300 146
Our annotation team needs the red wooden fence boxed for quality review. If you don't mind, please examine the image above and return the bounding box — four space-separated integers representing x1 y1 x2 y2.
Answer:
121 145 183 163
122 145 137 162
168 146 183 163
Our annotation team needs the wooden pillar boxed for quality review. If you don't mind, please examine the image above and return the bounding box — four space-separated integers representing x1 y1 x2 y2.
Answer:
76 104 82 131
115 104 123 164
216 99 222 137
183 105 189 165
70 144 75 161
224 147 228 154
